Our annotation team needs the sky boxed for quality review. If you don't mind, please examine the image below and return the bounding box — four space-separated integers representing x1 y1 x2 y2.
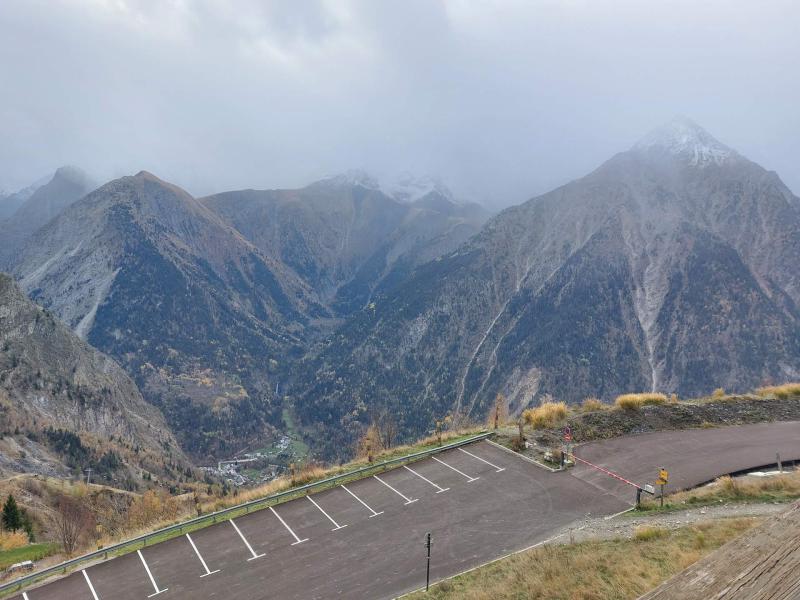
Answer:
1 0 799 208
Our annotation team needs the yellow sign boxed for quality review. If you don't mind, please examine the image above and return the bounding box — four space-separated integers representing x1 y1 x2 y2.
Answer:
658 468 669 483
656 478 667 486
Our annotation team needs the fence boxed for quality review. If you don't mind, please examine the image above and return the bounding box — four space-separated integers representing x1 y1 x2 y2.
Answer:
0 431 491 597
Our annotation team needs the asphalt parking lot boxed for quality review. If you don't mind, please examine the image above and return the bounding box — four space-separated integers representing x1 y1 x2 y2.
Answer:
11 441 626 600
11 421 800 600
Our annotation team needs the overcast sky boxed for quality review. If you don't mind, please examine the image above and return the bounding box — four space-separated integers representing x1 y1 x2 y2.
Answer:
1 0 798 208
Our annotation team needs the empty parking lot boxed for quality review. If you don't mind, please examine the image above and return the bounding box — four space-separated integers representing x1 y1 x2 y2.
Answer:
10 421 800 600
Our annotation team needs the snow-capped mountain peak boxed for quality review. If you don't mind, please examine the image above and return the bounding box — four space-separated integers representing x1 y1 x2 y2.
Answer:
634 116 735 167
383 172 455 204
318 169 381 190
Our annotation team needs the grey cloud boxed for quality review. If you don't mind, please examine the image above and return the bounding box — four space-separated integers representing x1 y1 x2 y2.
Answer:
1 0 798 208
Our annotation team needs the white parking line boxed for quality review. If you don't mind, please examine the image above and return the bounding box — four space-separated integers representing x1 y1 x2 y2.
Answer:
341 484 384 518
459 447 506 472
137 549 168 597
404 465 449 493
269 506 309 545
432 456 479 482
307 495 348 531
186 533 220 577
82 569 100 600
229 519 265 561
373 474 419 505
22 594 30 600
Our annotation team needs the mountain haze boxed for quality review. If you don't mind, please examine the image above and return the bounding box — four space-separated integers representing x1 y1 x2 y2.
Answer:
0 166 95 266
296 119 800 457
202 173 488 316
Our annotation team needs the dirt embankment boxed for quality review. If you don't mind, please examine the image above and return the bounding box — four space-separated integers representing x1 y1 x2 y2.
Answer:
530 396 800 448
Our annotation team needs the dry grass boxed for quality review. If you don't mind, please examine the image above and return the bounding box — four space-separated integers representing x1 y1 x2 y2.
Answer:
755 382 800 399
711 388 726 399
640 471 800 511
633 525 669 542
408 518 758 600
0 531 28 551
615 393 668 410
523 401 568 429
582 397 608 412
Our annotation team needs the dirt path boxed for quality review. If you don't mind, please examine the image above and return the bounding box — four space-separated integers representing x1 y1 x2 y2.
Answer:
558 501 787 544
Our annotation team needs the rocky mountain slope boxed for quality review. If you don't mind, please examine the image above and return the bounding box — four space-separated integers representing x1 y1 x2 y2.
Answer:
10 171 320 460
297 118 800 457
0 273 184 483
202 172 488 316
0 166 95 266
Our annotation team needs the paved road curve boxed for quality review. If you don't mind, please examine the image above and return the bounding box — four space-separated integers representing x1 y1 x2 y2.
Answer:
12 421 800 600
571 421 800 503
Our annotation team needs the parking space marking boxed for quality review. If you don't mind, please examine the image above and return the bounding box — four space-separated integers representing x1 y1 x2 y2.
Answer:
186 533 220 577
432 455 479 482
22 592 30 600
137 549 168 597
403 465 449 493
373 475 419 505
269 506 309 545
341 484 384 518
229 519 266 561
307 495 347 531
459 447 506 472
82 569 100 600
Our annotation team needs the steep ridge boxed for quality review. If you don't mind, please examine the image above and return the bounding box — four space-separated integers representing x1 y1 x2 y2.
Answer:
201 173 488 316
0 166 95 266
0 273 184 483
297 118 800 458
11 171 320 460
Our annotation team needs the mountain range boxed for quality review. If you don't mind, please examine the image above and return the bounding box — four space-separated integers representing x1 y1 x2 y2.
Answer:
4 169 486 460
294 118 800 457
3 118 799 463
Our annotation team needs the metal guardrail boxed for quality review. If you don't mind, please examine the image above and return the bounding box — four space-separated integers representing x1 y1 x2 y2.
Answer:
0 431 491 596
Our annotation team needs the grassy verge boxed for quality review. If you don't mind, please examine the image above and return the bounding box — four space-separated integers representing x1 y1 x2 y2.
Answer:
405 518 758 600
0 544 58 570
636 471 800 513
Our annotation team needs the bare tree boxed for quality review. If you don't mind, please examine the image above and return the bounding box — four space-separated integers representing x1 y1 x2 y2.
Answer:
489 393 508 429
377 409 398 450
51 495 93 556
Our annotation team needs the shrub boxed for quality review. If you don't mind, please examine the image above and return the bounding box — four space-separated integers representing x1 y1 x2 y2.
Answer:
633 526 668 542
523 401 568 429
614 393 667 411
711 388 726 399
755 383 800 399
581 397 607 412
669 393 679 403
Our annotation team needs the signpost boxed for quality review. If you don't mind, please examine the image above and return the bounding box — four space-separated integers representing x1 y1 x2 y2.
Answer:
425 532 432 591
561 426 572 468
656 468 669 507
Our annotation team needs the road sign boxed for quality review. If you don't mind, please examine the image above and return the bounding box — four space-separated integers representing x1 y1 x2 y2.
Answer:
656 478 667 486
563 426 572 442
659 468 669 483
